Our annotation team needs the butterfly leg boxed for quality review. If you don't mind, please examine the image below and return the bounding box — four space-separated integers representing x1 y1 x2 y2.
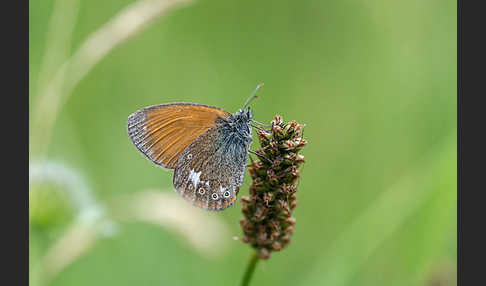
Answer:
251 120 272 128
249 150 273 164
250 124 269 132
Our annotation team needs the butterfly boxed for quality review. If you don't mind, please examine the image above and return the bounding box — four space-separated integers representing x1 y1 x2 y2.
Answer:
127 84 265 211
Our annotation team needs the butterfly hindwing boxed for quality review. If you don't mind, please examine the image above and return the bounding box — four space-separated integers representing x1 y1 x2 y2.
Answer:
172 124 249 211
127 103 231 169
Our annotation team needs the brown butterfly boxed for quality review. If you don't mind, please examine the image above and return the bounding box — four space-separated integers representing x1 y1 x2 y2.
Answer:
127 84 265 211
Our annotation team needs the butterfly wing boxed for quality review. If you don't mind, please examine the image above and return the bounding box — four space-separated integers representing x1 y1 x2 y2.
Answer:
127 103 231 169
172 123 251 211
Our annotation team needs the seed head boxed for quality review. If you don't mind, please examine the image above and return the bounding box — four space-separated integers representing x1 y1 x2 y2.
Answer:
239 115 307 259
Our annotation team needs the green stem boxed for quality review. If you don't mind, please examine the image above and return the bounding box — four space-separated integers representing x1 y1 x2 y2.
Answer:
240 252 260 286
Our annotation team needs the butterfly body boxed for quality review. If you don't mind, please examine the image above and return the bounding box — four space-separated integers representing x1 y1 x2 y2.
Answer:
127 103 253 211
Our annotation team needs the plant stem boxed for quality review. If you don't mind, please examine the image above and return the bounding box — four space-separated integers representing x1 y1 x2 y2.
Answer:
240 252 259 286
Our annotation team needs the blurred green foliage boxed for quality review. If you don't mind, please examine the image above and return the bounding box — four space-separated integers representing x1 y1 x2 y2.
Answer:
29 0 456 285
30 182 76 231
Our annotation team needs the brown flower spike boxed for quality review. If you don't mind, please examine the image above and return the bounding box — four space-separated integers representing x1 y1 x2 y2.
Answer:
239 115 307 259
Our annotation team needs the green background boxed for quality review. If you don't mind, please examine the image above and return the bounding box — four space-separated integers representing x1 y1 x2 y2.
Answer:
29 0 457 285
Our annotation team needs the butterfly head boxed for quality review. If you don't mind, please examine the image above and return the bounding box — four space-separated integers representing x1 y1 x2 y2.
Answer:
226 108 252 141
236 107 253 122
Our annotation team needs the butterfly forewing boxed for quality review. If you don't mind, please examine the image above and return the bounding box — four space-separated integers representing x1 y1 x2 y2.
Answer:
127 103 231 169
173 125 249 211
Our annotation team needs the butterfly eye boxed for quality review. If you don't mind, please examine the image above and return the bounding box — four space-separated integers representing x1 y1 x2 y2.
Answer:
187 154 192 159
198 188 205 195
211 193 219 200
223 191 231 198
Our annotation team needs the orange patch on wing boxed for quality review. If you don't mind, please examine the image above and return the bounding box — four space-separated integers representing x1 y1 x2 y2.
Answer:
127 103 231 169
194 196 237 211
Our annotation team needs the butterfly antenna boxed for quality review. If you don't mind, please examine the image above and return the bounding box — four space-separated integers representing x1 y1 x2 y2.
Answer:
242 83 264 110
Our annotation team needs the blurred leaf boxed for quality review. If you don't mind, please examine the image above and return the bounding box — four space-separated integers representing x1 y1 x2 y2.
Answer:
29 182 76 230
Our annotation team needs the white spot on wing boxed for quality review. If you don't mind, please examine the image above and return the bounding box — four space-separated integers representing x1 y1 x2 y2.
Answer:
189 169 202 189
200 180 210 188
219 186 225 194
